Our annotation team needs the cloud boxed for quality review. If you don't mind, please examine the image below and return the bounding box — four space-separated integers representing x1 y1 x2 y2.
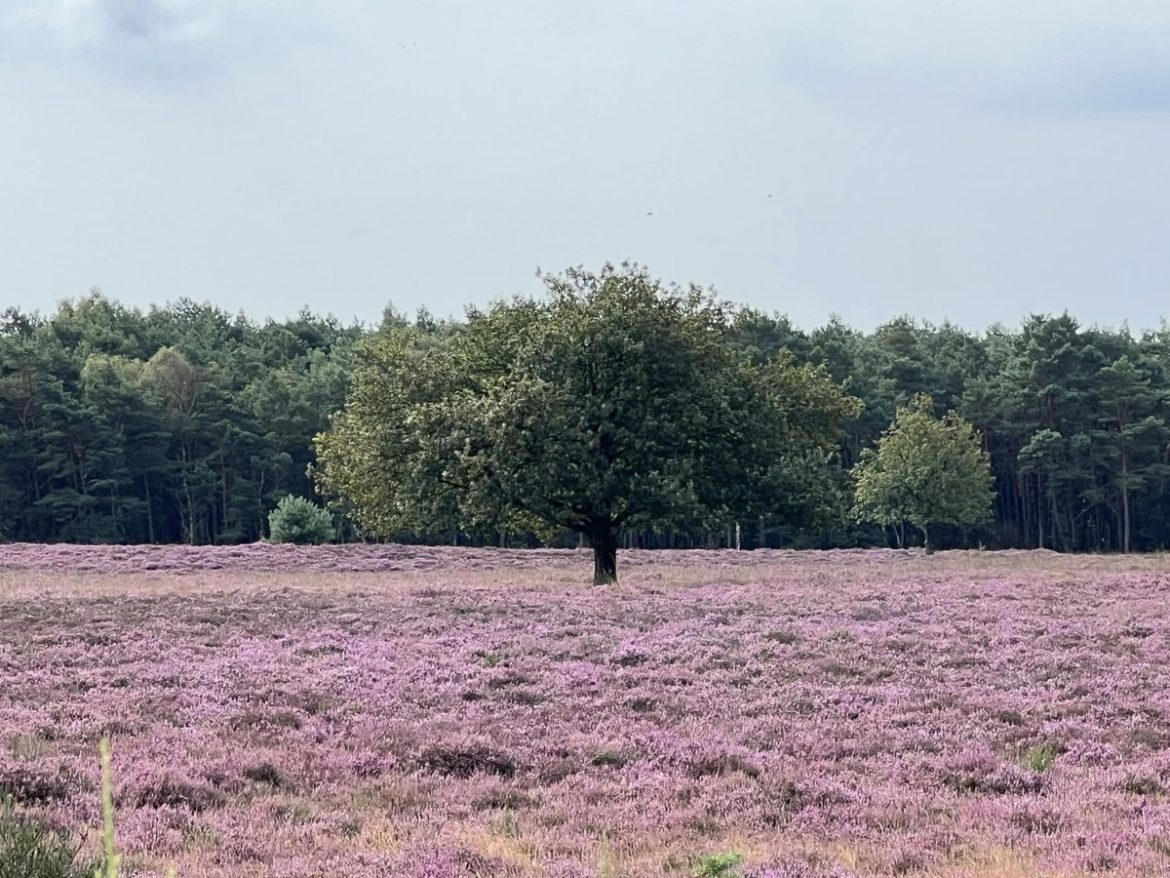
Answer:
0 0 326 80
6 1 1169 109
0 0 215 78
768 0 1170 113
7 0 215 47
106 0 218 41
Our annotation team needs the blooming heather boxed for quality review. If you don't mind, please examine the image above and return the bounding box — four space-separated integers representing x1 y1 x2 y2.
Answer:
0 545 1168 876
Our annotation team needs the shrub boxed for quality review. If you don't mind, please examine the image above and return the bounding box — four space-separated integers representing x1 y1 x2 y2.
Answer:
1122 774 1163 795
687 753 761 779
417 745 517 778
0 799 96 878
941 752 1045 795
0 738 185 878
242 762 285 788
0 767 78 805
132 776 225 812
1022 740 1065 773
589 750 629 769
694 851 745 877
764 630 801 645
267 495 333 545
471 788 531 811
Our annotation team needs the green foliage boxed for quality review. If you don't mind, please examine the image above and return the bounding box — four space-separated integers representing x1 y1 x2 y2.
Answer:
95 737 120 878
477 651 505 668
94 738 177 878
0 294 358 545
0 739 128 878
0 800 95 878
1022 740 1065 773
852 394 993 552
764 629 801 645
692 851 744 877
11 288 1170 555
268 495 333 545
0 739 177 878
314 264 859 583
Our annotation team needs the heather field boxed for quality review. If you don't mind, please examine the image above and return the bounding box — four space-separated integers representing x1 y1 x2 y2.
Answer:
2 547 1170 877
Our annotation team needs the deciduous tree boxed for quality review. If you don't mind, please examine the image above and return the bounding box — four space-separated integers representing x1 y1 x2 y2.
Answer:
314 264 859 582
852 394 992 553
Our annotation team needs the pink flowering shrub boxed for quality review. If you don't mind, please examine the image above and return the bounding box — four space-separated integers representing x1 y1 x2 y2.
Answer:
0 545 1168 875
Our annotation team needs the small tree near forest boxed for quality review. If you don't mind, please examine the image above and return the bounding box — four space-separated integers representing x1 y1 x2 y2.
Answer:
268 495 333 545
852 394 992 553
313 264 859 584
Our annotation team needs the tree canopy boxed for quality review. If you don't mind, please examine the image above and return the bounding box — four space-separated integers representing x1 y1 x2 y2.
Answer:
313 265 860 582
6 284 1170 555
0 294 358 544
851 395 993 553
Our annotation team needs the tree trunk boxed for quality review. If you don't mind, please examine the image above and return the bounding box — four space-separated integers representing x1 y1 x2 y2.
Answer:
182 446 196 545
143 474 155 544
591 523 618 585
220 460 229 542
921 524 934 555
1121 454 1131 553
257 470 266 539
185 485 196 545
1036 474 1043 549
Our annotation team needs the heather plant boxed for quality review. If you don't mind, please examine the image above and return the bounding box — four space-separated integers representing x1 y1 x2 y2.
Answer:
477 650 505 668
267 494 333 545
3 547 1170 875
763 629 800 645
0 738 176 878
93 738 178 878
589 749 628 769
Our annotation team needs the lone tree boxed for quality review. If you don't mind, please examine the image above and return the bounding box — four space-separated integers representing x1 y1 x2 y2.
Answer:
314 264 858 583
852 394 993 553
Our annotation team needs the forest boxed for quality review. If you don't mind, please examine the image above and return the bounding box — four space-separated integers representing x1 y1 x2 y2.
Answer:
3 288 1169 553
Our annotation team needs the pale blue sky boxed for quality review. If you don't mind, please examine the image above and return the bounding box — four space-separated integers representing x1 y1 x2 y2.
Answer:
3 1 1170 330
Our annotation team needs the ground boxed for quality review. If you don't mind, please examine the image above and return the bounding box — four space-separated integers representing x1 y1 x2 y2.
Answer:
0 545 1168 877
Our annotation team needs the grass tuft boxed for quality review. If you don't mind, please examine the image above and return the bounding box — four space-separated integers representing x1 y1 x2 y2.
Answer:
692 850 744 877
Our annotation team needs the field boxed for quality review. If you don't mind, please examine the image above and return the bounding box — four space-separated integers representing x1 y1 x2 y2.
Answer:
1 546 1169 877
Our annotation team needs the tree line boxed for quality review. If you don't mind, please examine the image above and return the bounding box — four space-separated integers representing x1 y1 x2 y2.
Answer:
0 294 360 544
4 272 1169 554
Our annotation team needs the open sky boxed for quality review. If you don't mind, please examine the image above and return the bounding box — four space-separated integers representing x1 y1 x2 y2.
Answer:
3 1 1170 331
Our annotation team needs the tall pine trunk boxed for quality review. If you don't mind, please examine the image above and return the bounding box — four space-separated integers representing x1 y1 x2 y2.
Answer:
1121 453 1131 553
143 474 155 543
1036 474 1043 549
